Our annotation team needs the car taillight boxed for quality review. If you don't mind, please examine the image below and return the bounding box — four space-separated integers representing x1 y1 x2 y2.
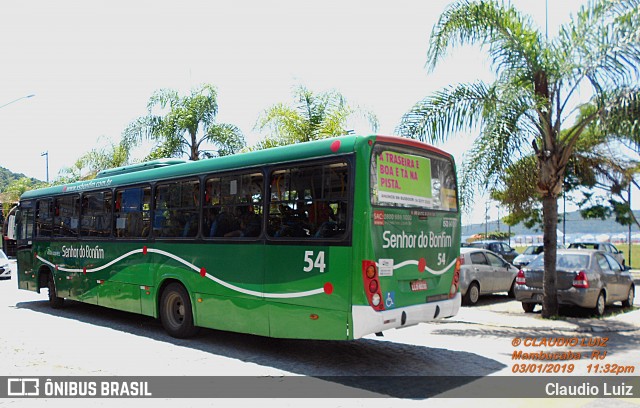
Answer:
362 261 384 311
573 271 589 288
516 270 526 285
450 256 461 298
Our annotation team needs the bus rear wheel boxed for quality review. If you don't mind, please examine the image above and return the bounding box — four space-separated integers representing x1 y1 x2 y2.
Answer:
160 283 199 338
48 274 64 309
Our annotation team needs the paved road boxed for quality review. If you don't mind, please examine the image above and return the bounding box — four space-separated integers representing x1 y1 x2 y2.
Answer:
1 259 639 407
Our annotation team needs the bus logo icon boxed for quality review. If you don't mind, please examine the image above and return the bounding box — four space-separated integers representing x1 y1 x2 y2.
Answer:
8 378 40 396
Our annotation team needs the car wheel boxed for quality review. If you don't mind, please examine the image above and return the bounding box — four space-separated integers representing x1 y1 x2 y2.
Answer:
594 291 606 317
463 282 480 305
622 286 635 308
522 302 536 313
507 279 516 298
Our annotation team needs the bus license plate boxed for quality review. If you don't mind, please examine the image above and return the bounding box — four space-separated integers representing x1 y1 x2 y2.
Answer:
410 280 428 292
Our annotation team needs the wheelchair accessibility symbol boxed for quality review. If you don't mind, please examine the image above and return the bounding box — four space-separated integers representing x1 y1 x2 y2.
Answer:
385 292 395 308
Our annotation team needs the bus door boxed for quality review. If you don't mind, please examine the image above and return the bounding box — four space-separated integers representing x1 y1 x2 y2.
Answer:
15 201 35 291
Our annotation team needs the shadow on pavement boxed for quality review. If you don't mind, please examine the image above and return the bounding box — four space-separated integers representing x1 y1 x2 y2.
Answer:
16 298 505 398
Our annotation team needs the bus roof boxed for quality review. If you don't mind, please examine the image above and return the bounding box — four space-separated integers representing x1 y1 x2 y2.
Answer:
20 135 453 200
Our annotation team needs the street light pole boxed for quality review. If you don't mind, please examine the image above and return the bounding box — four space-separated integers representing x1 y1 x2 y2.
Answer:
0 94 35 110
41 151 49 183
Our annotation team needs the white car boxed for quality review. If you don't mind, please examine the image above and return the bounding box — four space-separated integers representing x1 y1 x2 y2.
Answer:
459 247 520 305
513 243 566 268
0 250 11 279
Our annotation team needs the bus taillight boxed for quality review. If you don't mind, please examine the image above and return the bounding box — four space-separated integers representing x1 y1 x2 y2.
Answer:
362 260 384 311
450 257 462 298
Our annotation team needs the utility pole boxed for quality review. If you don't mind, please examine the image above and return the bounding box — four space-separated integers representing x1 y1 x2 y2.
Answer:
485 201 489 239
41 151 49 183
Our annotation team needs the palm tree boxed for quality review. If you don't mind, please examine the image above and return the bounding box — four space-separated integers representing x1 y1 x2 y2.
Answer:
397 0 640 317
57 139 132 183
254 85 378 148
124 84 246 160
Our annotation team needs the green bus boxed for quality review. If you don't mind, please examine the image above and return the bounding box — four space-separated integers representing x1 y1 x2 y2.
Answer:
15 135 461 340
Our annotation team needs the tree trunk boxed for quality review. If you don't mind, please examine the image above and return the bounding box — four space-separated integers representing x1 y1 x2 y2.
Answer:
541 194 559 318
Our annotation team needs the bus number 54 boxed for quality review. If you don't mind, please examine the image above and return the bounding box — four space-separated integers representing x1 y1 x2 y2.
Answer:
303 251 327 273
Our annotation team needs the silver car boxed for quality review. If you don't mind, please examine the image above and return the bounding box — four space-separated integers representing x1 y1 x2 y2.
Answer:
568 241 626 267
515 249 635 315
0 250 11 279
459 247 520 305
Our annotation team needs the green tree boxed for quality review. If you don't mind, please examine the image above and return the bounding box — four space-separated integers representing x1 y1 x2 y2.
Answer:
2 177 47 215
124 84 246 160
254 85 378 149
397 0 640 317
57 139 131 183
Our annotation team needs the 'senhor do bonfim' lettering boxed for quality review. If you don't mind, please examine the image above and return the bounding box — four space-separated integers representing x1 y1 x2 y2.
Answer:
382 230 452 249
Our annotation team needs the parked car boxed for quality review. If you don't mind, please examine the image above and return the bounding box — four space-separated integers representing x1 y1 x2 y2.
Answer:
0 250 11 279
467 240 519 264
568 241 626 267
512 243 566 268
458 247 520 305
515 249 635 316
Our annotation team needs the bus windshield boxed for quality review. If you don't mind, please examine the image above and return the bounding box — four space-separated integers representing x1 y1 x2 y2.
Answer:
370 144 457 211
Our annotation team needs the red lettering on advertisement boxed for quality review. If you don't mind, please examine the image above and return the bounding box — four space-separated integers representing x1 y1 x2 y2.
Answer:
374 210 385 226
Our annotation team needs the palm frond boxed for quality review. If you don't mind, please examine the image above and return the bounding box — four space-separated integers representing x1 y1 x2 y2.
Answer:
396 81 494 142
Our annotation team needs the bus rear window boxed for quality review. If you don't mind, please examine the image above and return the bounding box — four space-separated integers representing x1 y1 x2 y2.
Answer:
370 144 457 211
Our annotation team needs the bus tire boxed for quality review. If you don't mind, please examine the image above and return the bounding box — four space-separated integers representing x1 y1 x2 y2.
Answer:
160 283 199 338
48 274 64 309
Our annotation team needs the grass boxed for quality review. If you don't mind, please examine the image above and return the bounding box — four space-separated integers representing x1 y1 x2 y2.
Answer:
514 243 640 269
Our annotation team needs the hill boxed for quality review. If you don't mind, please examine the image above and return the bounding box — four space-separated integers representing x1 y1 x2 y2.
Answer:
0 166 37 190
462 210 640 237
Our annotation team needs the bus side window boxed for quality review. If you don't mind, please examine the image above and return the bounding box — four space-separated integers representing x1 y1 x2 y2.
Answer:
268 161 349 239
53 195 80 238
36 198 54 237
203 172 263 239
154 179 200 238
114 186 151 238
80 190 112 238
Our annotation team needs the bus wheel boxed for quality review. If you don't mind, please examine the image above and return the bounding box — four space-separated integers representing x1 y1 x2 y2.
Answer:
160 283 199 338
48 274 64 309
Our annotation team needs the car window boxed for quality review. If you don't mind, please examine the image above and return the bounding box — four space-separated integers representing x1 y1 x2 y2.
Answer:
603 253 623 271
523 246 535 255
485 252 505 267
557 254 591 269
0 251 7 261
596 253 610 270
469 251 489 265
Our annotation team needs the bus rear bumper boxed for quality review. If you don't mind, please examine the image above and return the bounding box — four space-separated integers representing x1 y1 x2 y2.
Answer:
351 292 461 339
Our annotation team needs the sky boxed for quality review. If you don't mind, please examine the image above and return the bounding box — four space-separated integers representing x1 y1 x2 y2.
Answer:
2 0 628 226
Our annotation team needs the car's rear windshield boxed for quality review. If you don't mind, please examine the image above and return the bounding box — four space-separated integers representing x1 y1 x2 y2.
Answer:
528 253 590 269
